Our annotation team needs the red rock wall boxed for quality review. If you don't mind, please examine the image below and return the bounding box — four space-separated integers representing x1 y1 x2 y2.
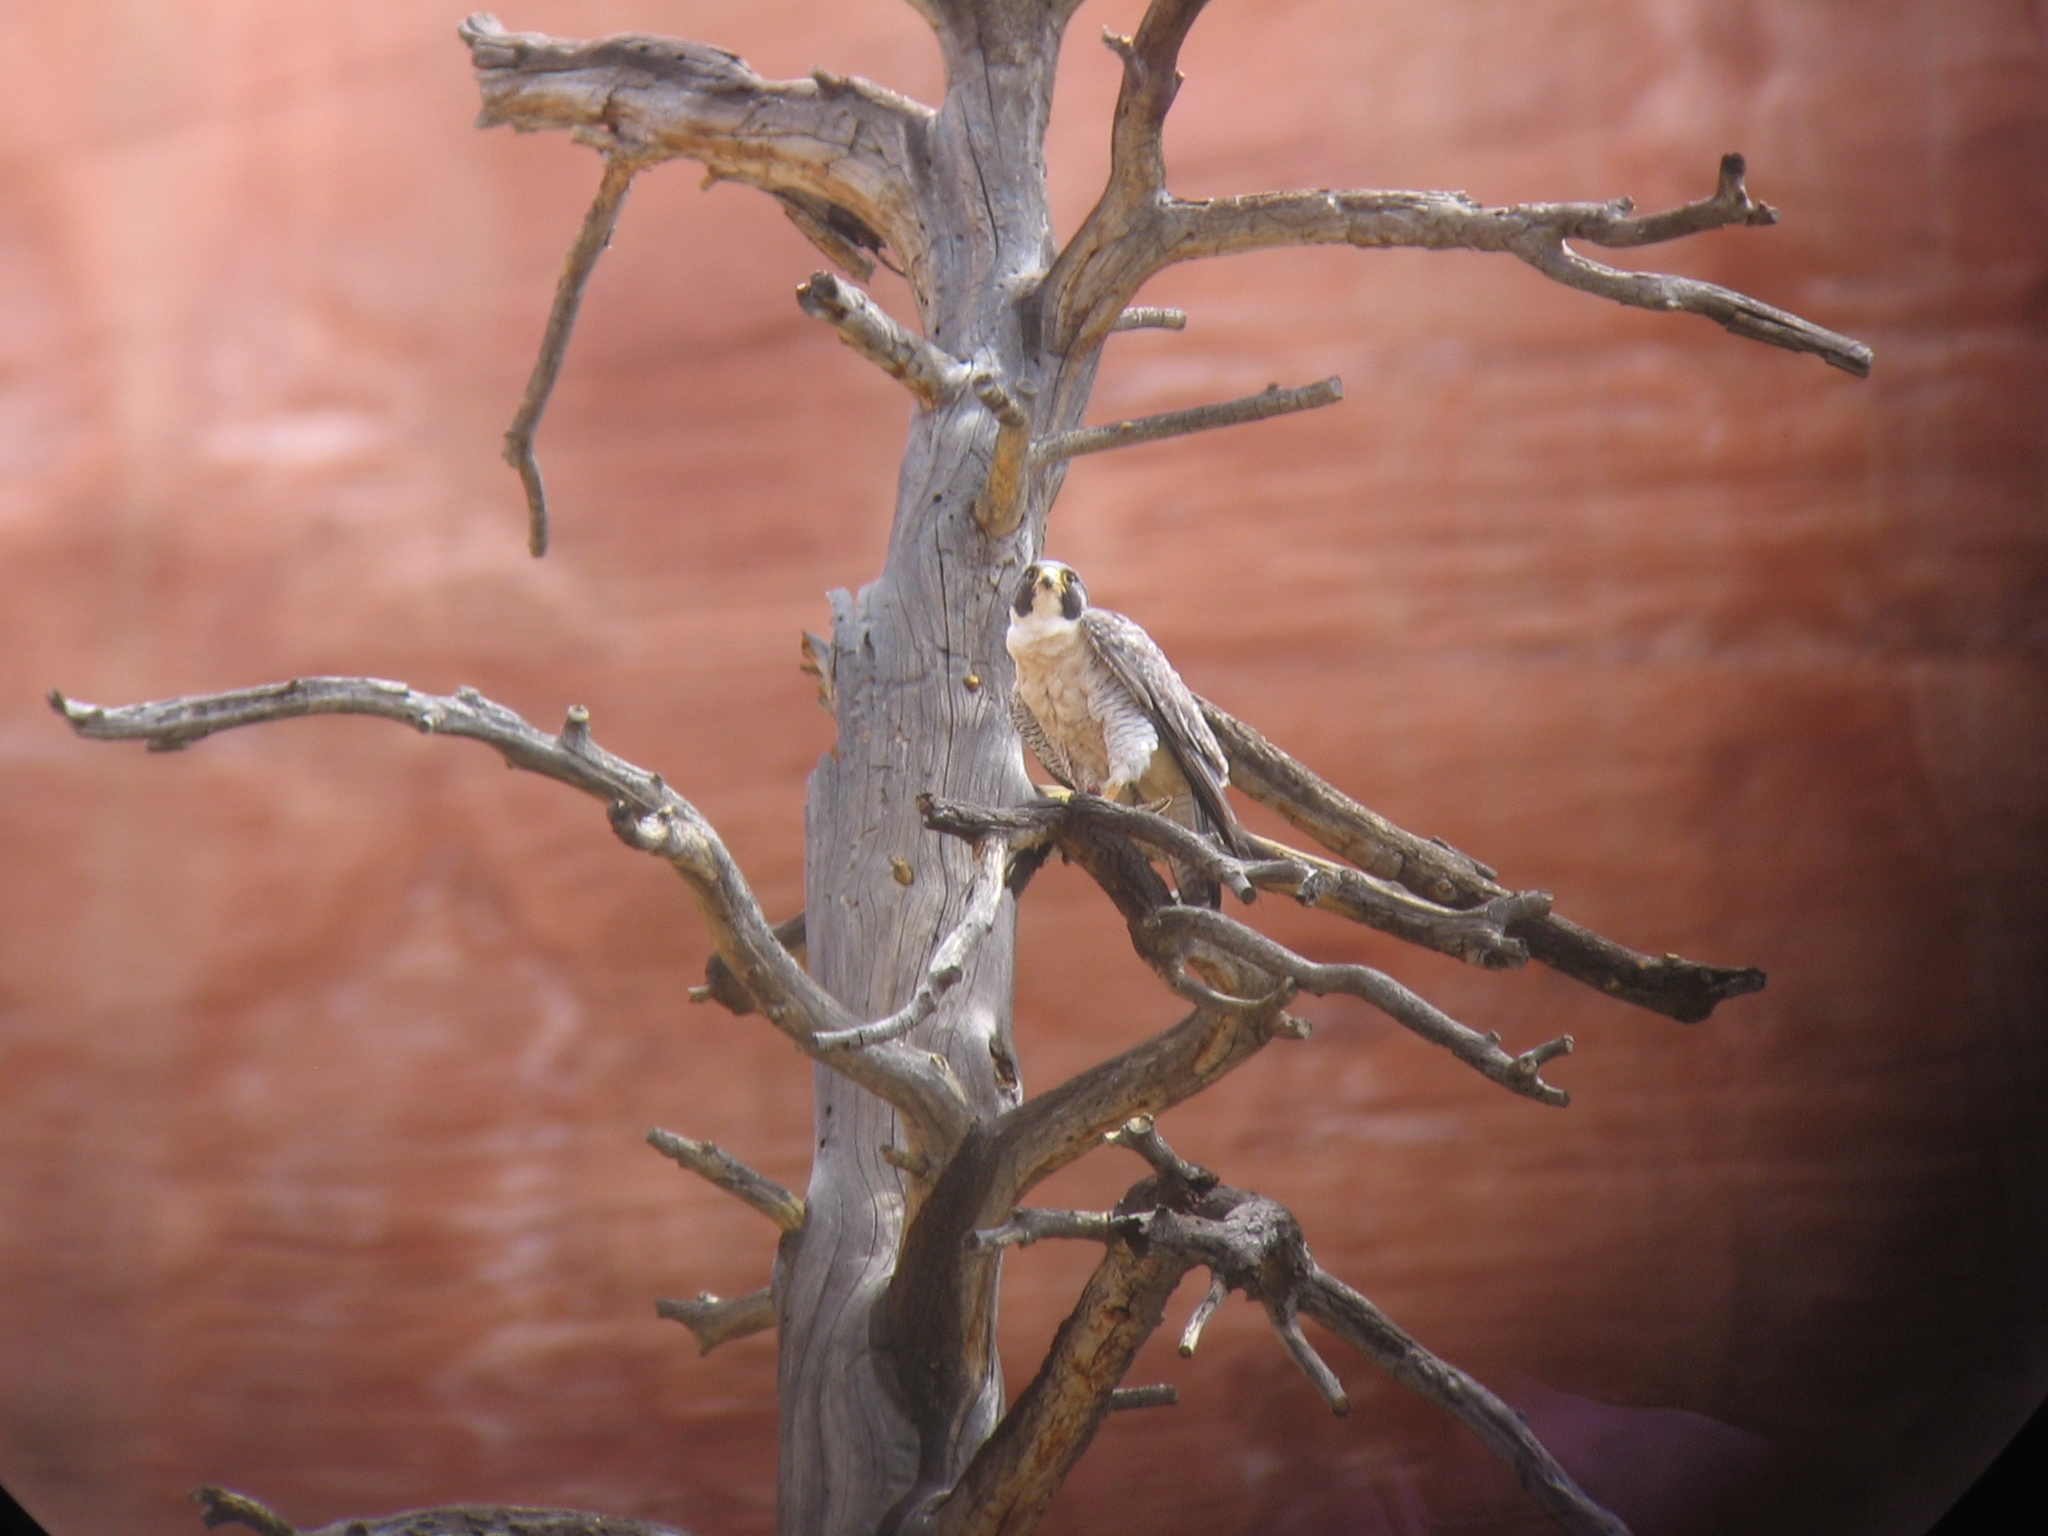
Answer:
2 3 2043 1535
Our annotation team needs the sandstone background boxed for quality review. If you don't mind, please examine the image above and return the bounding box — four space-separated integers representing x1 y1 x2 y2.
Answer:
1 3 2044 1534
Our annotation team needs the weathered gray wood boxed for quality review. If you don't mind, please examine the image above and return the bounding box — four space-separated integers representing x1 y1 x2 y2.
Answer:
52 8 1873 1536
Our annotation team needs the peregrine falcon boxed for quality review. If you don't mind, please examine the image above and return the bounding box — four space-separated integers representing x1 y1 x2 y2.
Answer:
1005 560 1249 905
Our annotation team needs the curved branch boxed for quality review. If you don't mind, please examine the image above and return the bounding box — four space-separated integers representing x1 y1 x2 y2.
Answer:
504 155 639 558
460 14 932 274
1145 905 1574 1106
51 679 972 1154
812 835 1012 1051
1048 51 1873 374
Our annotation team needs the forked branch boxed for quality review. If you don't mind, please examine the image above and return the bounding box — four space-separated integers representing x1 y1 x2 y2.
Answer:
1044 0 1870 374
1200 699 1768 1021
931 1125 1629 1536
51 680 973 1154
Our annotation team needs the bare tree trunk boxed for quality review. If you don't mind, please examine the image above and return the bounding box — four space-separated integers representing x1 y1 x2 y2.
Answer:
789 16 1062 1531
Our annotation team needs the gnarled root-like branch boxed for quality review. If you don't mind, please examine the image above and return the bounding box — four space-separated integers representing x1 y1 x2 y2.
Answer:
459 14 930 276
656 1287 777 1355
930 1123 1629 1536
1042 0 1869 376
504 154 639 557
194 1485 692 1536
694 911 806 1015
645 1128 805 1231
1198 699 1767 1021
52 680 973 1156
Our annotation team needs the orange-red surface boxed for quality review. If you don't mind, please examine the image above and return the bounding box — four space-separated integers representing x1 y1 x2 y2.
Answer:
1 4 2043 1535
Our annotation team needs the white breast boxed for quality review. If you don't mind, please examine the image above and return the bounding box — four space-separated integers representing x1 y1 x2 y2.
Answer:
1007 613 1155 794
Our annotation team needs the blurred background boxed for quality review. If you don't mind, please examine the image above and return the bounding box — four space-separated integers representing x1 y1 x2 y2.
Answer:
1 2 2043 1533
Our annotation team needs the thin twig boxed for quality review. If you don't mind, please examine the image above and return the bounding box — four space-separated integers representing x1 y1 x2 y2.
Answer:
645 1128 805 1231
1269 1302 1350 1415
505 155 639 557
968 1208 1131 1252
1034 377 1342 463
1106 1114 1218 1192
656 1288 777 1355
796 271 970 408
1178 1273 1228 1356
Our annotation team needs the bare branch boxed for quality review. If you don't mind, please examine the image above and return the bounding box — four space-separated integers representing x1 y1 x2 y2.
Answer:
971 373 1033 538
195 1488 297 1536
922 791 1550 970
656 1288 778 1355
503 155 638 558
52 680 973 1153
1033 376 1342 464
933 1142 1631 1536
1201 699 1768 1020
1177 1273 1228 1356
1146 905 1574 1105
1105 1113 1217 1192
195 1486 693 1536
968 1207 1129 1252
1106 1383 1178 1411
459 15 931 274
1111 306 1185 331
645 1128 805 1232
1048 79 1872 372
922 1222 1194 1536
1269 1302 1350 1415
796 272 970 408
1301 1269 1629 1536
812 836 1010 1051
693 911 806 1015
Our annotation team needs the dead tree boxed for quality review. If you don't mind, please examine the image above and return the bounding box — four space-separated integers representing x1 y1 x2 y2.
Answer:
53 4 1871 1535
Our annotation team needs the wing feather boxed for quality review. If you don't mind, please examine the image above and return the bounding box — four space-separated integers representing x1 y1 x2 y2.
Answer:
1080 609 1248 854
1009 688 1077 790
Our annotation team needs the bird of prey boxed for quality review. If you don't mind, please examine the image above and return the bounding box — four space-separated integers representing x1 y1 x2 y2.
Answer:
1005 560 1249 905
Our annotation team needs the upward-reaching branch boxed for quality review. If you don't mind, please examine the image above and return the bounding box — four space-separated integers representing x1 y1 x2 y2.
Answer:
1041 0 1870 374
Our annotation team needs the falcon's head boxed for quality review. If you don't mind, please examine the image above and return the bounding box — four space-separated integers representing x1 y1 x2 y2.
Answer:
1013 560 1088 623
